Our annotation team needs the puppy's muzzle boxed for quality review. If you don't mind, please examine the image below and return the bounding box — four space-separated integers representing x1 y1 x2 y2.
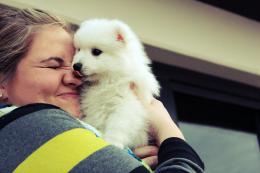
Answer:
73 63 84 78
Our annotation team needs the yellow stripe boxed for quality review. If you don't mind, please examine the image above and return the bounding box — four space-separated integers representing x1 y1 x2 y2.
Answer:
141 160 153 172
14 128 108 173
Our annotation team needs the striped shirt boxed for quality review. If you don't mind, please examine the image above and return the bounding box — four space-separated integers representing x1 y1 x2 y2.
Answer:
0 103 204 173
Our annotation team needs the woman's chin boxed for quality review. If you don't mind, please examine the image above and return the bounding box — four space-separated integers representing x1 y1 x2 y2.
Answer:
55 99 82 118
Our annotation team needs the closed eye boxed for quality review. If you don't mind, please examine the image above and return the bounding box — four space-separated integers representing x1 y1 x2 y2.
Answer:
40 57 65 69
46 66 61 69
43 64 71 70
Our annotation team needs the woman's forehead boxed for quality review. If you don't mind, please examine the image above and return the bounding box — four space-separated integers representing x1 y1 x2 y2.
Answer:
33 26 73 47
25 26 74 63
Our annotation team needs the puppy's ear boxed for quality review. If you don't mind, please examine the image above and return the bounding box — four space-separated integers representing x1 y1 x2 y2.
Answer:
115 29 126 44
113 20 134 45
113 20 129 44
116 32 125 43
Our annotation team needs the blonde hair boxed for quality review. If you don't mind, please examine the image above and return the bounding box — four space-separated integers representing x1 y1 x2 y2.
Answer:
0 6 71 83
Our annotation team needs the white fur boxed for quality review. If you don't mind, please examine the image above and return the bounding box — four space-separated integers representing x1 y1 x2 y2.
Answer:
73 19 160 149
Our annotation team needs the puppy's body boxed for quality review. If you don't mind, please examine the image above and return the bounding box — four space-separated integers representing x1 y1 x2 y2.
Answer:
73 19 160 148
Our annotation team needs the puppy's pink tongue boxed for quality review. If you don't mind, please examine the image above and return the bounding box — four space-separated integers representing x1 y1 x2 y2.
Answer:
73 70 84 78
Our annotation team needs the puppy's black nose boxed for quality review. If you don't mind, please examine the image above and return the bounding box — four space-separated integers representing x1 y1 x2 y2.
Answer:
73 63 82 71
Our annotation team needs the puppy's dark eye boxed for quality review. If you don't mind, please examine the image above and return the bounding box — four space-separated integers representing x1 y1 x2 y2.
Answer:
91 48 103 56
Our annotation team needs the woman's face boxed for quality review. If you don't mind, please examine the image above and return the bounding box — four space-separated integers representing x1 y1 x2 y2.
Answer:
3 26 83 118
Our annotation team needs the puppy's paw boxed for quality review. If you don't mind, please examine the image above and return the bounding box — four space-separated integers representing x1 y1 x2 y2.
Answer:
112 143 124 149
104 137 125 149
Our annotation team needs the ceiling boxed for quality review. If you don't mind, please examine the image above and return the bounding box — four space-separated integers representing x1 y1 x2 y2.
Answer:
197 0 260 22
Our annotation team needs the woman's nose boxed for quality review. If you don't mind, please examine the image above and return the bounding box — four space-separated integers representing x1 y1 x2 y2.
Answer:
63 68 83 87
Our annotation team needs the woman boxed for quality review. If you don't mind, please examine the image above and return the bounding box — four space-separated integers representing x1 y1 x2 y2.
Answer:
0 7 204 173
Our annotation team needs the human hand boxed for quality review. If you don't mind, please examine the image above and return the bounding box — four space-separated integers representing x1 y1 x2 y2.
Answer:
133 145 158 169
129 82 185 145
146 99 185 146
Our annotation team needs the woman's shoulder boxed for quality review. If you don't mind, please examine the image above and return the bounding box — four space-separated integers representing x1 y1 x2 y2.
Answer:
0 103 62 129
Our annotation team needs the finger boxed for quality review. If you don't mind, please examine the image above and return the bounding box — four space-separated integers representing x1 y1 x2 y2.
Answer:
129 82 139 98
142 156 158 169
133 145 158 158
129 82 136 90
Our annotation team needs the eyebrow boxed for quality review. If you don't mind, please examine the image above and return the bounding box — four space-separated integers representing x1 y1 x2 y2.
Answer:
40 57 64 64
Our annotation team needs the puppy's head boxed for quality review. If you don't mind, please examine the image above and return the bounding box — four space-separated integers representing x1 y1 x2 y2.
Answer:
72 19 146 81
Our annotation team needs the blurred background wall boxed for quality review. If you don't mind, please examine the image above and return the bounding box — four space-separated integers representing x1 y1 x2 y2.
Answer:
1 0 260 87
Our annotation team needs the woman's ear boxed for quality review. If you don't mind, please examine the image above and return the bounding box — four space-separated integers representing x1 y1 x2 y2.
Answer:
0 83 8 103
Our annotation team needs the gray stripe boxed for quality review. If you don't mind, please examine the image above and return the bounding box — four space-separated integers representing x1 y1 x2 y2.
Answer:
0 108 84 173
70 145 143 173
155 158 204 173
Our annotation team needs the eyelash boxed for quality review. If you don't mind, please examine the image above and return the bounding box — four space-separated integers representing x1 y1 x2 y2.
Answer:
47 65 72 71
47 65 61 69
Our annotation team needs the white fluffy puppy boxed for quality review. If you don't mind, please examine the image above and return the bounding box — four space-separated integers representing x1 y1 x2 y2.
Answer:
73 19 160 149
